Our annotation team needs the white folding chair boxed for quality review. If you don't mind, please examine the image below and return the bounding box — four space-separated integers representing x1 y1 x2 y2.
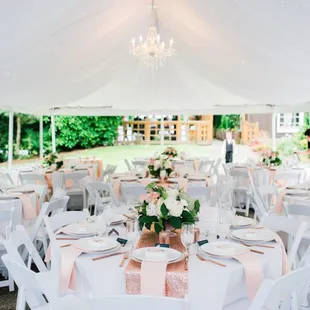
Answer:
222 163 234 176
62 171 88 209
225 266 310 310
132 160 148 174
90 295 190 310
186 186 211 205
2 254 81 310
89 181 120 208
99 164 117 182
256 184 278 213
215 175 237 209
284 202 310 247
197 159 214 174
28 196 69 261
44 210 89 241
121 183 147 205
19 172 46 186
261 214 308 269
0 172 14 189
0 208 15 291
229 169 251 216
212 158 222 176
124 159 134 173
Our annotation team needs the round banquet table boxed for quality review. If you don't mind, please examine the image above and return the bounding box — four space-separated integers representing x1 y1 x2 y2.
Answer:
50 209 283 310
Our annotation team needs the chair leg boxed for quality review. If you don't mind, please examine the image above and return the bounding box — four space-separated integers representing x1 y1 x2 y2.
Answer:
245 195 250 217
8 274 14 292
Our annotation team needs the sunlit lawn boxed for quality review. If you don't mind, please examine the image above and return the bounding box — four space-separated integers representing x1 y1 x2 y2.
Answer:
4 140 257 172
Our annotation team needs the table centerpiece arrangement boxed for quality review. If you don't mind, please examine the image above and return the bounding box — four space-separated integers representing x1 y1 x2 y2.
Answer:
42 152 64 170
137 182 200 234
148 155 174 181
261 151 282 167
162 146 178 158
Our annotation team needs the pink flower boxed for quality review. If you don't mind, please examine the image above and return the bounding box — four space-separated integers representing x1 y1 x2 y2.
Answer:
150 158 155 165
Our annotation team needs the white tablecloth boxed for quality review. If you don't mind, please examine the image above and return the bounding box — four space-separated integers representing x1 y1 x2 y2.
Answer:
51 218 283 310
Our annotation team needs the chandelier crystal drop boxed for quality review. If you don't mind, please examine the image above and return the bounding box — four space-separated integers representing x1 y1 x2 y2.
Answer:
132 26 175 72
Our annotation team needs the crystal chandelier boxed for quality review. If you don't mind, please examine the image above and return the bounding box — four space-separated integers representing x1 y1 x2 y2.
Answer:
131 2 175 72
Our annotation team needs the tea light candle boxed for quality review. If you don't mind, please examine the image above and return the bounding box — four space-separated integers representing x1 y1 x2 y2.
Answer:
194 227 200 243
159 231 170 245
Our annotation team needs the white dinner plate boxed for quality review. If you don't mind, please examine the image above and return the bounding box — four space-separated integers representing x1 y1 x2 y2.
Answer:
74 237 119 253
200 241 248 258
119 176 138 182
110 214 125 225
286 190 310 197
231 216 255 227
232 228 275 242
62 222 98 236
131 247 183 263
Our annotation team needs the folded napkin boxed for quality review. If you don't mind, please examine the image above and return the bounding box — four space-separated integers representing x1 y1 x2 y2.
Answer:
114 179 121 197
59 246 83 294
140 261 168 296
273 234 290 275
233 251 264 300
275 190 288 214
9 193 36 220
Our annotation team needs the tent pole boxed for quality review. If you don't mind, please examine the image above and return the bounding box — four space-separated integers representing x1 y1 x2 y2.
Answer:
272 111 276 151
51 111 56 153
8 111 14 174
39 115 44 159
160 115 164 147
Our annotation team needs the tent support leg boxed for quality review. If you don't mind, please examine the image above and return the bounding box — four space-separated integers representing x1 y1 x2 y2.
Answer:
51 112 56 153
40 116 44 159
8 111 14 174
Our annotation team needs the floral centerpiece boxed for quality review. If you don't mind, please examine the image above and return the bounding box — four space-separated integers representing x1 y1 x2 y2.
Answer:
42 152 63 170
261 151 282 167
148 155 174 179
162 146 178 158
137 183 200 233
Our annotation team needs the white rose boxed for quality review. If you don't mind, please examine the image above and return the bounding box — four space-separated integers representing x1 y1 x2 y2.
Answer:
146 202 157 216
166 188 178 199
164 197 183 217
180 199 188 207
156 198 164 216
160 170 166 178
154 160 161 170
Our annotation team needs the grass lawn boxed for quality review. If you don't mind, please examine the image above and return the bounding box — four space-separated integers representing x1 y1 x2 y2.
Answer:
2 140 258 172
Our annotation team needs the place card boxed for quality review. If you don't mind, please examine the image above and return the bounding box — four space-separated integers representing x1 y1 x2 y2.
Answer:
116 238 128 246
197 239 209 247
154 243 170 248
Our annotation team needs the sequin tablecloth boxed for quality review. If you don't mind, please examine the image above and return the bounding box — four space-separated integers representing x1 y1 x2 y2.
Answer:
125 230 187 298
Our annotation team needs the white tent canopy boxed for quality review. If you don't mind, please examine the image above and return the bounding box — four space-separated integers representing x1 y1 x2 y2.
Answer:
1 0 310 116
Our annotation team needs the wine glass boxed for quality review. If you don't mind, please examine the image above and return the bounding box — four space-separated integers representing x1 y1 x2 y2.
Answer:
103 204 114 232
95 210 107 237
126 219 140 249
181 224 195 254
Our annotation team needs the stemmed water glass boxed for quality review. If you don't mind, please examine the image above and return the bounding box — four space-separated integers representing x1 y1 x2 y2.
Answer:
126 218 140 250
217 206 234 240
181 223 195 254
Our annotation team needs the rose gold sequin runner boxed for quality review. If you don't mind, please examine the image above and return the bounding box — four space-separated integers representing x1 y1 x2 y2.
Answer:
125 230 187 298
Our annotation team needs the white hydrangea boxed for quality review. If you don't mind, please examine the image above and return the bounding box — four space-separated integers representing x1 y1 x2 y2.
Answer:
154 160 161 170
166 188 178 199
160 170 167 178
146 202 157 216
164 197 183 217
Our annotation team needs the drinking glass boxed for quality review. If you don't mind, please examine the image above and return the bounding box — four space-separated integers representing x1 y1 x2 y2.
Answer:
216 223 230 240
181 224 195 254
95 210 107 237
103 204 114 232
126 219 140 249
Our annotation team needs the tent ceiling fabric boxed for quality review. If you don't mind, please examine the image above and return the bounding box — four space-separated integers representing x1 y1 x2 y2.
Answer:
0 0 310 116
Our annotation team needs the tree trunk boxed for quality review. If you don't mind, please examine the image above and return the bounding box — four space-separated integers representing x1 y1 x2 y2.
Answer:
16 115 21 154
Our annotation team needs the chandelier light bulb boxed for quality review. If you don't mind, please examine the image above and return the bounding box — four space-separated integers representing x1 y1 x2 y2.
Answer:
139 35 143 42
132 37 136 46
170 38 174 47
157 34 160 42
